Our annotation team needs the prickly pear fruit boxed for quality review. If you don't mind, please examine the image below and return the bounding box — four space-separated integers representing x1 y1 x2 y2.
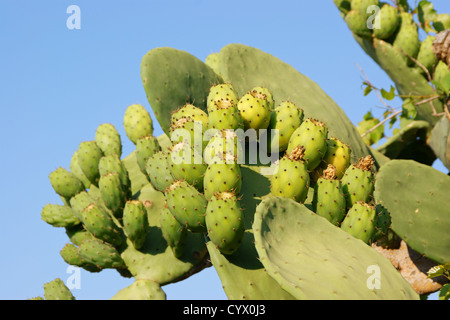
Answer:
99 172 126 218
78 238 125 269
123 104 154 145
160 204 187 258
123 200 148 250
95 123 122 157
341 155 375 208
69 191 96 220
70 150 91 189
203 130 243 165
165 180 208 233
205 192 245 255
60 243 101 273
286 118 328 170
80 203 122 246
312 165 347 226
340 201 376 244
43 278 75 300
313 137 351 181
393 13 420 65
345 10 372 39
251 86 274 110
334 0 351 14
49 167 85 199
65 224 95 246
171 104 208 128
145 151 175 192
203 153 242 200
98 154 131 199
270 146 310 203
169 116 207 151
168 141 207 191
350 0 362 10
359 0 379 18
208 99 244 131
373 3 399 40
207 83 239 113
77 141 104 186
267 101 304 153
136 135 161 174
41 204 80 228
417 35 438 73
237 89 271 131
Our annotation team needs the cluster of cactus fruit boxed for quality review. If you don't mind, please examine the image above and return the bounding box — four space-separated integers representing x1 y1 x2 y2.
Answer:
36 34 449 299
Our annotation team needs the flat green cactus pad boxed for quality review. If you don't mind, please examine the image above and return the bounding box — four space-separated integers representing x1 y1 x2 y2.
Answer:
374 160 450 264
215 44 374 165
111 279 166 300
253 197 419 300
428 116 450 171
141 47 223 135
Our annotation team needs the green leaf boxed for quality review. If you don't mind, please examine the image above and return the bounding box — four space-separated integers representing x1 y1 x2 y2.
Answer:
418 1 437 33
401 100 417 120
364 85 372 96
381 86 396 101
428 265 446 278
389 116 397 129
357 118 384 146
439 284 450 300
363 110 374 121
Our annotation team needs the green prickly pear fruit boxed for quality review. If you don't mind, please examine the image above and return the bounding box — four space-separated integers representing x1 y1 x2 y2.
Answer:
171 104 208 128
80 203 123 246
341 155 375 208
208 99 244 131
313 137 351 181
165 180 208 233
70 150 91 189
69 191 96 220
267 101 304 153
433 61 450 83
123 104 154 145
207 83 239 113
168 141 207 191
99 172 126 218
340 201 376 244
312 165 347 226
169 116 207 151
145 151 175 192
123 200 149 250
270 146 310 203
359 0 379 18
65 224 95 246
43 278 75 300
203 153 242 200
160 204 187 258
77 141 104 186
350 0 363 10
98 154 132 200
49 167 85 199
60 243 102 273
251 86 274 110
203 130 244 165
205 191 245 255
136 135 161 174
237 89 271 132
78 238 125 269
373 3 400 40
95 123 122 157
286 118 328 170
41 204 80 228
417 35 438 74
345 10 372 39
393 13 420 65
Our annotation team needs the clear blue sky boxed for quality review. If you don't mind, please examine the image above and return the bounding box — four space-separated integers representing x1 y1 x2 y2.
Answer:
0 0 448 300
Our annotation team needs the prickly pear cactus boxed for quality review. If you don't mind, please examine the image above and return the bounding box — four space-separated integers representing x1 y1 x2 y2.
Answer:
39 40 449 301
